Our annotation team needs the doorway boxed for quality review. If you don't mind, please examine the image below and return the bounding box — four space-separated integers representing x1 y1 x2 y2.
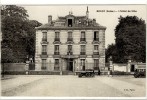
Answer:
68 19 72 27
67 59 73 71
131 64 135 72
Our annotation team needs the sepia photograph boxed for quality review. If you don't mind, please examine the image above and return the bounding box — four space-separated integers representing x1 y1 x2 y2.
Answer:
0 4 146 99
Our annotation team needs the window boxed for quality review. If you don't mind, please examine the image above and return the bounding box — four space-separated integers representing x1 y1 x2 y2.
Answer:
42 32 47 41
68 45 72 52
55 32 60 38
68 32 72 38
80 32 86 41
81 45 86 52
80 59 85 70
94 59 99 67
55 59 59 70
54 45 59 54
42 59 47 69
94 45 98 50
68 19 72 27
94 31 99 41
81 32 85 38
42 45 47 54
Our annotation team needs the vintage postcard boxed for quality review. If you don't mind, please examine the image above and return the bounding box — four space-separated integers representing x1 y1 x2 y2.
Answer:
1 4 146 99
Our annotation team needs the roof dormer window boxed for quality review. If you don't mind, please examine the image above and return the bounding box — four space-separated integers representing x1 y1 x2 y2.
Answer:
68 19 72 27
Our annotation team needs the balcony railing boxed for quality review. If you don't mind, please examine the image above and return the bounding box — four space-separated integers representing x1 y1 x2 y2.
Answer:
80 52 86 55
67 38 73 42
80 38 86 42
42 52 47 55
41 66 47 70
67 51 73 55
93 38 99 41
54 38 60 42
93 50 99 55
42 38 47 41
54 65 60 71
54 52 60 55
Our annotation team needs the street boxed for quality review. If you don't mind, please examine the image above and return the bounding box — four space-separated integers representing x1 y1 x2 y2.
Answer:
1 75 146 97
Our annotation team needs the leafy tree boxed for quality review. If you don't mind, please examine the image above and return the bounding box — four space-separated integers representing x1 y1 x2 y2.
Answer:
105 44 118 63
1 5 42 63
113 16 146 63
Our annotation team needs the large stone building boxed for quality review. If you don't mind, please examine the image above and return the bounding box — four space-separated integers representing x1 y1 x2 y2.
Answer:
35 7 106 73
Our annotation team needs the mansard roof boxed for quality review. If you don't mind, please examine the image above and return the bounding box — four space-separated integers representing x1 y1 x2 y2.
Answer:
36 14 106 30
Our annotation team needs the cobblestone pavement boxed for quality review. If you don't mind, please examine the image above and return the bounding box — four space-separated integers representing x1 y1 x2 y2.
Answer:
1 75 146 97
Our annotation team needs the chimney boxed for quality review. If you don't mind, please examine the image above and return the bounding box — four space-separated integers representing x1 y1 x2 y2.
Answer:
48 15 52 24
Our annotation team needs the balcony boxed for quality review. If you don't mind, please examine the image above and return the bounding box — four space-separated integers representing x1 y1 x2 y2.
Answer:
66 38 74 44
92 38 99 44
67 38 73 41
42 38 47 41
54 52 60 55
80 38 86 41
94 38 99 41
67 51 73 55
53 38 61 44
41 66 47 70
54 38 60 41
40 52 48 58
41 38 48 44
80 52 86 55
93 50 99 55
42 52 47 55
54 65 60 71
79 38 87 44
92 51 99 58
79 52 86 58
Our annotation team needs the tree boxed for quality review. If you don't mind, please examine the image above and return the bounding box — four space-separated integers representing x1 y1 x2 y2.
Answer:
1 5 42 63
105 44 118 63
114 16 146 63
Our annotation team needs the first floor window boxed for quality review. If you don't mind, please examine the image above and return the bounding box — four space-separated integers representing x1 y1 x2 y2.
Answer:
42 45 47 54
55 45 59 52
42 59 47 69
54 59 59 70
81 45 86 52
94 59 99 68
94 45 98 50
68 45 72 52
81 59 85 70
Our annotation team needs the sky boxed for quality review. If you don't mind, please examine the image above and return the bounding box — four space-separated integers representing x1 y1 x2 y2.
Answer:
23 5 146 48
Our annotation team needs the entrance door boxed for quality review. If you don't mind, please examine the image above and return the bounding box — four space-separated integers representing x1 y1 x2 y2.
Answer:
67 59 73 71
131 65 135 72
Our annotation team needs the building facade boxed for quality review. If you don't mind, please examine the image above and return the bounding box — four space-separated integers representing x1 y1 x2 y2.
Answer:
35 7 106 73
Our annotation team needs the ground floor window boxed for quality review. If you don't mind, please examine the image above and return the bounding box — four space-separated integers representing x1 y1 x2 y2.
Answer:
54 59 60 71
42 59 47 70
94 59 99 70
80 59 85 70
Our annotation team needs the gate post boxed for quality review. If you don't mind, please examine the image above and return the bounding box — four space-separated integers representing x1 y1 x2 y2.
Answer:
25 61 29 75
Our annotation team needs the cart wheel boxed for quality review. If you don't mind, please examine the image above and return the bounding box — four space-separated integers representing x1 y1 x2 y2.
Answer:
78 74 82 78
86 73 90 77
91 73 95 77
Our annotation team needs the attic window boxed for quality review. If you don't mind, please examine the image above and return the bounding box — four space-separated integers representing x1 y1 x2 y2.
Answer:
68 19 72 27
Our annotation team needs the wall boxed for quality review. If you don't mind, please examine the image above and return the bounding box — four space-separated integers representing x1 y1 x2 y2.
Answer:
113 63 127 72
2 63 26 71
35 29 106 71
